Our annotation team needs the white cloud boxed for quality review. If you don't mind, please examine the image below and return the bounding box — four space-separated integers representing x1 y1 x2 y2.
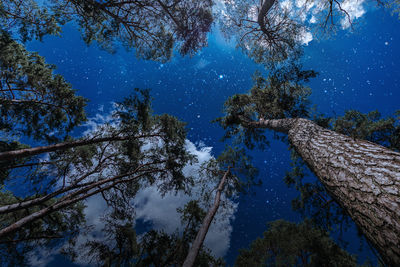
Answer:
280 0 293 11
248 5 259 21
75 140 236 260
298 29 313 45
294 0 366 29
24 106 237 265
340 0 366 29
133 140 237 257
61 131 235 264
217 0 369 52
70 140 237 263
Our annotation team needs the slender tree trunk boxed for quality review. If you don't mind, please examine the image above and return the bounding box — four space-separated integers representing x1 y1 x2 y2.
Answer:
0 133 161 161
257 0 276 33
252 117 400 265
0 182 84 215
182 167 231 267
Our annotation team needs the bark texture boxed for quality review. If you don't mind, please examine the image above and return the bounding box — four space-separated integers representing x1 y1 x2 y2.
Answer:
183 168 230 267
256 117 400 265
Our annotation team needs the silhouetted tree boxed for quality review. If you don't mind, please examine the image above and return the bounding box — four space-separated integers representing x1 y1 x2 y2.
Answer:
1 0 214 62
235 219 357 266
0 31 87 143
388 0 400 17
220 0 301 64
0 190 85 266
74 200 224 266
0 89 194 265
183 147 259 267
0 0 62 42
219 0 394 65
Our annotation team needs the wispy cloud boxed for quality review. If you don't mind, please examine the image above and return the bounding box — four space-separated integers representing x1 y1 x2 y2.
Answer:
30 110 237 266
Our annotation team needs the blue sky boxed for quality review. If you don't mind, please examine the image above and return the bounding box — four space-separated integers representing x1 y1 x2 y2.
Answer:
22 1 400 265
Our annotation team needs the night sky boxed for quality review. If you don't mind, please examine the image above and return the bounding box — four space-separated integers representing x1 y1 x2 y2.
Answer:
24 2 400 266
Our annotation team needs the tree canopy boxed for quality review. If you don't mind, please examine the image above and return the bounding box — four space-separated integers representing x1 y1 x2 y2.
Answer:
235 219 358 267
76 200 224 266
0 88 198 264
218 62 400 265
1 0 400 265
0 31 87 142
1 0 214 62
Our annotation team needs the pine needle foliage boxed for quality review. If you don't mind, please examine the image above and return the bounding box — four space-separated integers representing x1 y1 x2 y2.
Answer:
235 219 357 267
0 31 87 142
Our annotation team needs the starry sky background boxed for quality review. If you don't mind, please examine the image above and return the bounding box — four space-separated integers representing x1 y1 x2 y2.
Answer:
24 3 400 266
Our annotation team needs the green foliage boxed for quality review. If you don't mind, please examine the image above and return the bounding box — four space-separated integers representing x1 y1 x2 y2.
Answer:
80 221 139 267
248 70 313 120
0 190 86 265
0 0 63 42
46 89 193 211
57 0 214 60
0 32 87 142
0 141 30 183
1 0 214 62
333 110 400 152
219 0 398 58
388 0 400 18
217 146 260 195
235 219 357 267
218 60 398 244
0 88 196 266
217 63 316 149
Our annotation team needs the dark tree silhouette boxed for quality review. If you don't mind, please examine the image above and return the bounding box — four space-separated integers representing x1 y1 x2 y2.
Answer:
219 0 395 65
76 200 224 266
184 147 259 266
0 32 87 142
1 0 214 62
0 90 193 265
235 219 357 266
220 0 301 64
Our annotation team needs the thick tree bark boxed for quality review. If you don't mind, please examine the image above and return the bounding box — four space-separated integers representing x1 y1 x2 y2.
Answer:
182 167 231 267
252 117 400 265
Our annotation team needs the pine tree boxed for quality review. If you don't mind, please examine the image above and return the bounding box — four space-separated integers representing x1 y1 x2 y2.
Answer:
1 0 214 62
235 219 358 267
0 89 194 265
0 31 87 143
218 64 400 265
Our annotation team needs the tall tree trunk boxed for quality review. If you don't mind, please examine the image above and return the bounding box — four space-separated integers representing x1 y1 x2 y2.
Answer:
183 167 231 267
251 117 400 265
